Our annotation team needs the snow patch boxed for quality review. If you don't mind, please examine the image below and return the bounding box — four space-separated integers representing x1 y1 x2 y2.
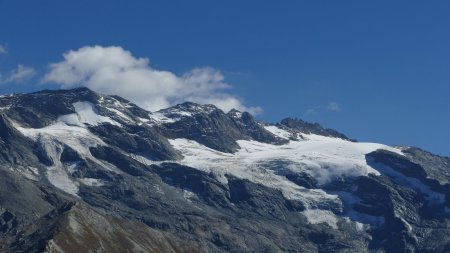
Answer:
129 154 164 166
58 101 120 127
16 122 104 158
301 209 338 229
264 125 293 140
149 112 175 124
21 166 39 181
343 217 366 231
104 107 133 123
183 188 197 202
46 165 79 196
10 166 40 181
79 178 104 187
14 121 111 196
229 110 243 119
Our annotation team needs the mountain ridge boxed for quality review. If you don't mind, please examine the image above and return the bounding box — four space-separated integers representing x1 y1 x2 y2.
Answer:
0 87 449 252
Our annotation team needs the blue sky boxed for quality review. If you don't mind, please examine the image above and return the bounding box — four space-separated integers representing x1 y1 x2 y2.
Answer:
0 0 449 156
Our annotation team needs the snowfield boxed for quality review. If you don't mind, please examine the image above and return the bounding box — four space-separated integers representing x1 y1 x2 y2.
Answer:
13 102 118 196
169 126 403 188
168 125 404 229
59 101 121 127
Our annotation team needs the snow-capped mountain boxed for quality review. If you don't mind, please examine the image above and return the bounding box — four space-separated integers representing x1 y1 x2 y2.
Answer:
1 87 450 253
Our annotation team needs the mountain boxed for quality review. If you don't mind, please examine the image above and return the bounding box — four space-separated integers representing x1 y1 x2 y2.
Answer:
0 87 450 253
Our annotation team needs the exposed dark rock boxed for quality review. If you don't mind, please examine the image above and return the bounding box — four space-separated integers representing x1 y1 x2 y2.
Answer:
89 124 181 161
228 109 288 145
402 147 450 185
280 117 351 140
89 146 147 176
2 88 99 128
159 102 286 153
158 103 248 152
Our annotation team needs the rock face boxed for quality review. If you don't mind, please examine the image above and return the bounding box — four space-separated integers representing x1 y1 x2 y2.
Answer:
0 88 450 252
158 102 286 153
279 117 351 141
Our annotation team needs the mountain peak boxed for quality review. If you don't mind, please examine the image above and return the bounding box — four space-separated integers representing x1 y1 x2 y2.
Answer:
30 86 98 97
157 101 221 119
227 108 243 119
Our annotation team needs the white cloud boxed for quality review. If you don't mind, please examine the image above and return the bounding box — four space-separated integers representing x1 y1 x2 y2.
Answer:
0 64 36 84
43 45 261 114
0 45 6 54
328 102 340 111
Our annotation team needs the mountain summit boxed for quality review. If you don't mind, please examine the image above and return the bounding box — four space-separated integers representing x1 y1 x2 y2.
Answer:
0 88 450 253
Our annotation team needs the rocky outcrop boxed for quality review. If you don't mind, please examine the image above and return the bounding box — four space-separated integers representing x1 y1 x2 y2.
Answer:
159 102 285 153
279 117 351 140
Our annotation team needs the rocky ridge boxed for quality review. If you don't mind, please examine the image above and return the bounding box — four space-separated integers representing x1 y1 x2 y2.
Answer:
0 88 449 252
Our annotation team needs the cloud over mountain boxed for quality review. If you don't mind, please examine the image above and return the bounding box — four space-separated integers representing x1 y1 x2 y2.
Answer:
43 45 261 114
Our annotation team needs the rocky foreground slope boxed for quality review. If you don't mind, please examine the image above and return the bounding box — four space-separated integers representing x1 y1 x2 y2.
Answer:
0 88 450 253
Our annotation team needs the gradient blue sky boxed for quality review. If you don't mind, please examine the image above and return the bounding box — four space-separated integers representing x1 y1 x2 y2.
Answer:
0 0 449 156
